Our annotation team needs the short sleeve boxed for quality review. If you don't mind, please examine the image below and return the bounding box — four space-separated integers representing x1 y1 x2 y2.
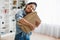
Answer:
15 10 23 21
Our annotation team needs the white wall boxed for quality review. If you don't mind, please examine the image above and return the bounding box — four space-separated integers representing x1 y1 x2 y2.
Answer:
28 0 60 25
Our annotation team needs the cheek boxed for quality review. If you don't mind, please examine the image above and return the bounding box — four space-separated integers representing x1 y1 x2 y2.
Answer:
26 8 32 12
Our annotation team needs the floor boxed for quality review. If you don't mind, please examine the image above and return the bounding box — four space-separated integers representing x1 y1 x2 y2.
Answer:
30 32 60 40
1 32 60 40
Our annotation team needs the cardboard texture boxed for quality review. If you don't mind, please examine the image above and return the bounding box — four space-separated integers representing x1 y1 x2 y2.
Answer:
17 12 41 33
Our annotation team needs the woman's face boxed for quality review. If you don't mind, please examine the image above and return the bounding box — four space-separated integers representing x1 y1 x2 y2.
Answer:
25 4 36 13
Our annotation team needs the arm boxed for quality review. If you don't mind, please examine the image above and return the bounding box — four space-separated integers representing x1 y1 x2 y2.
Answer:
18 18 35 30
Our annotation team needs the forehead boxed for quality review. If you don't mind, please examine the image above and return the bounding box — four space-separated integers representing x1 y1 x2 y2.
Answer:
27 4 36 7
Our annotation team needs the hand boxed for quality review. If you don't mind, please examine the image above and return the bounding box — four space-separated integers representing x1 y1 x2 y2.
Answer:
35 19 41 27
28 23 35 30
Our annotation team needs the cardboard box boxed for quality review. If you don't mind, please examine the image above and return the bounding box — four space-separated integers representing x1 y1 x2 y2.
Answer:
17 12 41 33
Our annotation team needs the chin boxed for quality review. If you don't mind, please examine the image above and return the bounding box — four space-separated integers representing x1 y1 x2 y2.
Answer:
26 10 32 13
27 12 31 13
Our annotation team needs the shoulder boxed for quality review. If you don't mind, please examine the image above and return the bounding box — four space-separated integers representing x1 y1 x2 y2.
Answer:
18 9 24 12
16 9 24 14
